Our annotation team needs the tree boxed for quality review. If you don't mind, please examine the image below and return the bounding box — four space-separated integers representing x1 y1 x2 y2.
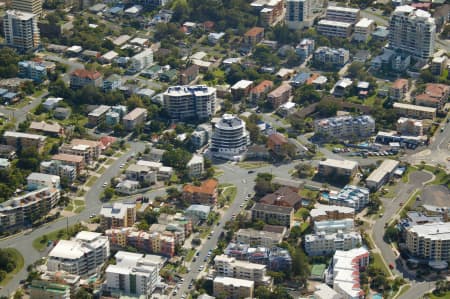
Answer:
162 148 192 170
254 173 274 197
0 48 20 78
74 288 93 299
103 187 115 200
166 187 181 199
384 226 399 243
295 163 313 178
316 99 338 117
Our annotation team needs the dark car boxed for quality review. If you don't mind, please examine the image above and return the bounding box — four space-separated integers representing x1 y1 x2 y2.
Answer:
248 170 255 174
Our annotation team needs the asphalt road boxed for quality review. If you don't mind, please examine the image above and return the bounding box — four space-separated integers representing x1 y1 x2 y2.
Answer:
0 141 146 296
0 91 48 128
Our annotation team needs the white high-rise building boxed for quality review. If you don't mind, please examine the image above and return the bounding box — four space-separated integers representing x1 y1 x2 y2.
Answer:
105 251 162 297
3 10 40 51
12 0 42 16
211 114 250 160
388 5 436 59
163 85 216 121
285 0 314 30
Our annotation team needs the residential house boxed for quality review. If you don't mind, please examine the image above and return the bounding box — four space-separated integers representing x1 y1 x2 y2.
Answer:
187 154 204 178
267 133 288 155
415 83 450 111
389 79 409 100
29 121 64 137
179 65 199 85
243 27 264 45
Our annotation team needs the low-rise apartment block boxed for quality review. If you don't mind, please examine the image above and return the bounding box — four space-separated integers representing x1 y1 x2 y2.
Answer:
104 251 162 297
231 80 253 100
353 18 375 42
105 227 176 257
47 231 110 277
326 5 360 23
393 102 437 120
0 187 59 233
224 242 292 272
389 79 409 101
314 219 355 234
50 153 85 175
40 160 77 182
213 276 254 299
396 117 424 136
251 203 294 228
405 222 450 262
186 153 204 178
125 164 157 185
415 83 450 111
38 271 80 298
310 204 355 222
314 115 375 141
314 47 350 66
305 231 362 256
18 60 47 83
99 201 136 229
135 160 174 181
267 133 288 156
182 179 218 205
243 27 264 45
317 20 353 38
214 254 272 286
4 131 46 153
123 108 147 131
27 172 60 189
59 139 101 164
318 159 359 179
267 84 292 108
328 185 370 211
88 105 110 127
128 48 154 73
431 56 447 76
259 186 302 210
236 228 284 247
326 247 369 299
296 38 315 61
250 80 273 101
366 159 399 191
185 204 210 221
69 69 102 89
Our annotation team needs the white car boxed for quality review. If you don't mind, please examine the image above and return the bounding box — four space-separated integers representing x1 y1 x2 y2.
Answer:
103 182 108 187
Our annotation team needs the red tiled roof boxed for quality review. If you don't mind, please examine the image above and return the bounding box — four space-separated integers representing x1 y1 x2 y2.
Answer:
268 133 288 145
183 179 218 195
245 27 264 37
71 69 101 80
251 80 273 94
392 79 408 89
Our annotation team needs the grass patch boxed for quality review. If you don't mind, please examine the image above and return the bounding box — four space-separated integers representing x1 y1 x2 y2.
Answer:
98 166 106 174
429 292 450 299
382 187 397 199
64 204 74 211
0 248 24 286
423 165 449 186
299 189 320 200
402 166 417 183
323 143 344 151
200 227 212 239
237 161 269 169
219 185 237 205
32 89 46 98
74 206 85 213
85 177 97 187
105 159 114 166
74 199 85 206
213 168 224 178
33 224 84 251
185 249 196 262
371 252 391 277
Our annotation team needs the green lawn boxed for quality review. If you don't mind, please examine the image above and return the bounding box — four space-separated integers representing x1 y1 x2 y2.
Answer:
33 225 83 251
237 161 269 169
423 165 449 186
371 252 391 277
429 292 450 299
74 206 85 213
85 177 97 187
98 166 106 174
105 159 114 166
219 185 237 205
0 248 24 286
402 166 417 183
185 249 196 262
213 168 224 178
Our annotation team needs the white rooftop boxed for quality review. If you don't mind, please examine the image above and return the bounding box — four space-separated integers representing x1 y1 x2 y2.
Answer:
213 276 255 288
320 158 358 170
231 80 253 90
318 19 353 28
327 5 360 13
408 222 450 241
310 204 355 218
355 18 374 28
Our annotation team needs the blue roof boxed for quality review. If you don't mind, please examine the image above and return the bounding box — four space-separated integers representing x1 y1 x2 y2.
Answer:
109 6 123 13
0 89 8 96
292 72 310 84
3 92 17 99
